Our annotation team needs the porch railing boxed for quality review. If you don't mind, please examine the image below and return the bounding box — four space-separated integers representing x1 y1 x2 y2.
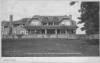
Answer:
2 34 99 39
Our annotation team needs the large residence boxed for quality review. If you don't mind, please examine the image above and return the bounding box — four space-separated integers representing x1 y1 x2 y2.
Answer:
2 15 78 38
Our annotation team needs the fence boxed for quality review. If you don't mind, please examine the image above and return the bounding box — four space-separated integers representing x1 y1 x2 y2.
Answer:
2 34 99 40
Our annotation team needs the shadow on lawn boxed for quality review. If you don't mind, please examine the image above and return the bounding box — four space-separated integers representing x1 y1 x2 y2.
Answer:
2 39 99 57
85 39 99 45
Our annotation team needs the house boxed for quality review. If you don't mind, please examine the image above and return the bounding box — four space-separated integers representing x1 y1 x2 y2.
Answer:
2 15 78 38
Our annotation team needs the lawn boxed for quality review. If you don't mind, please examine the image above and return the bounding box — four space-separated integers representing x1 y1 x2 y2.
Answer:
2 39 99 57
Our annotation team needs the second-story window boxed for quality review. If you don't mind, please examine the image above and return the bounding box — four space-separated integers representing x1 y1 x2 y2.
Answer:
53 17 59 22
42 17 48 22
4 26 8 28
48 22 53 25
30 19 41 26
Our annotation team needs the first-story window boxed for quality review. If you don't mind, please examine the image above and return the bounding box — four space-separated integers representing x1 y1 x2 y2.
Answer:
42 23 47 25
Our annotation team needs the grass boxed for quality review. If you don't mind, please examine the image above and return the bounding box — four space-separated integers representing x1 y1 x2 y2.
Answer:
2 39 99 57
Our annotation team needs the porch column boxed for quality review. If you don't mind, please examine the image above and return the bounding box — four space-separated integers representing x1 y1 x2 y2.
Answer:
45 29 47 34
53 22 54 26
59 29 61 34
29 29 30 34
34 29 36 34
55 29 57 34
47 23 48 26
65 29 67 34
29 30 31 34
30 30 32 34
60 29 62 34
73 30 76 34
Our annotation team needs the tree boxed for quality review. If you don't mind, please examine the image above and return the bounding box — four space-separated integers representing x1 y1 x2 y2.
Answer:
70 2 99 35
78 2 99 35
70 2 99 45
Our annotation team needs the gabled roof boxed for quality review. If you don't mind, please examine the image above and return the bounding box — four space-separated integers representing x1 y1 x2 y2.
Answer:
2 15 77 27
13 18 30 24
31 15 71 22
2 21 10 26
2 18 30 26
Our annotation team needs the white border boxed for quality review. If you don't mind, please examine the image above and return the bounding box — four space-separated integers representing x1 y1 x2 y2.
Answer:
0 57 100 63
0 0 100 63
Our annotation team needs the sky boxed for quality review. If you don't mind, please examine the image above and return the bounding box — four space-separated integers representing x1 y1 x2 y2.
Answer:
0 0 85 34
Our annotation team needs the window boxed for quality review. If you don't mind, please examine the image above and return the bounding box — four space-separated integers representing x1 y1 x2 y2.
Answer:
53 17 59 22
30 20 41 26
42 17 48 22
60 20 71 26
48 22 53 25
4 26 8 28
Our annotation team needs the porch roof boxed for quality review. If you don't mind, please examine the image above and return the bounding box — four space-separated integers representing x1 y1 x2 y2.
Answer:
24 25 77 29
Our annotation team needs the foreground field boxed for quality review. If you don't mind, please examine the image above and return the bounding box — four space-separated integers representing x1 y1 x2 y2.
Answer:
2 39 99 57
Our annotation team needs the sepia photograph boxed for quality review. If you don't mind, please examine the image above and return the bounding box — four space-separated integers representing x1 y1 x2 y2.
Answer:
1 0 99 57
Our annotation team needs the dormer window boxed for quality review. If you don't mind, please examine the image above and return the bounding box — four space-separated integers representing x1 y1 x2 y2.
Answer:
48 22 53 25
64 21 71 26
60 20 71 26
30 20 41 26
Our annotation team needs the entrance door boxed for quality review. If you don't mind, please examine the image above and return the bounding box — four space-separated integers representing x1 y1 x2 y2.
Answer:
47 29 55 34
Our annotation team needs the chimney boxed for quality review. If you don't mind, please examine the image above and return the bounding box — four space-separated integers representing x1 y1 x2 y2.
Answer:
10 15 13 23
9 15 13 35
